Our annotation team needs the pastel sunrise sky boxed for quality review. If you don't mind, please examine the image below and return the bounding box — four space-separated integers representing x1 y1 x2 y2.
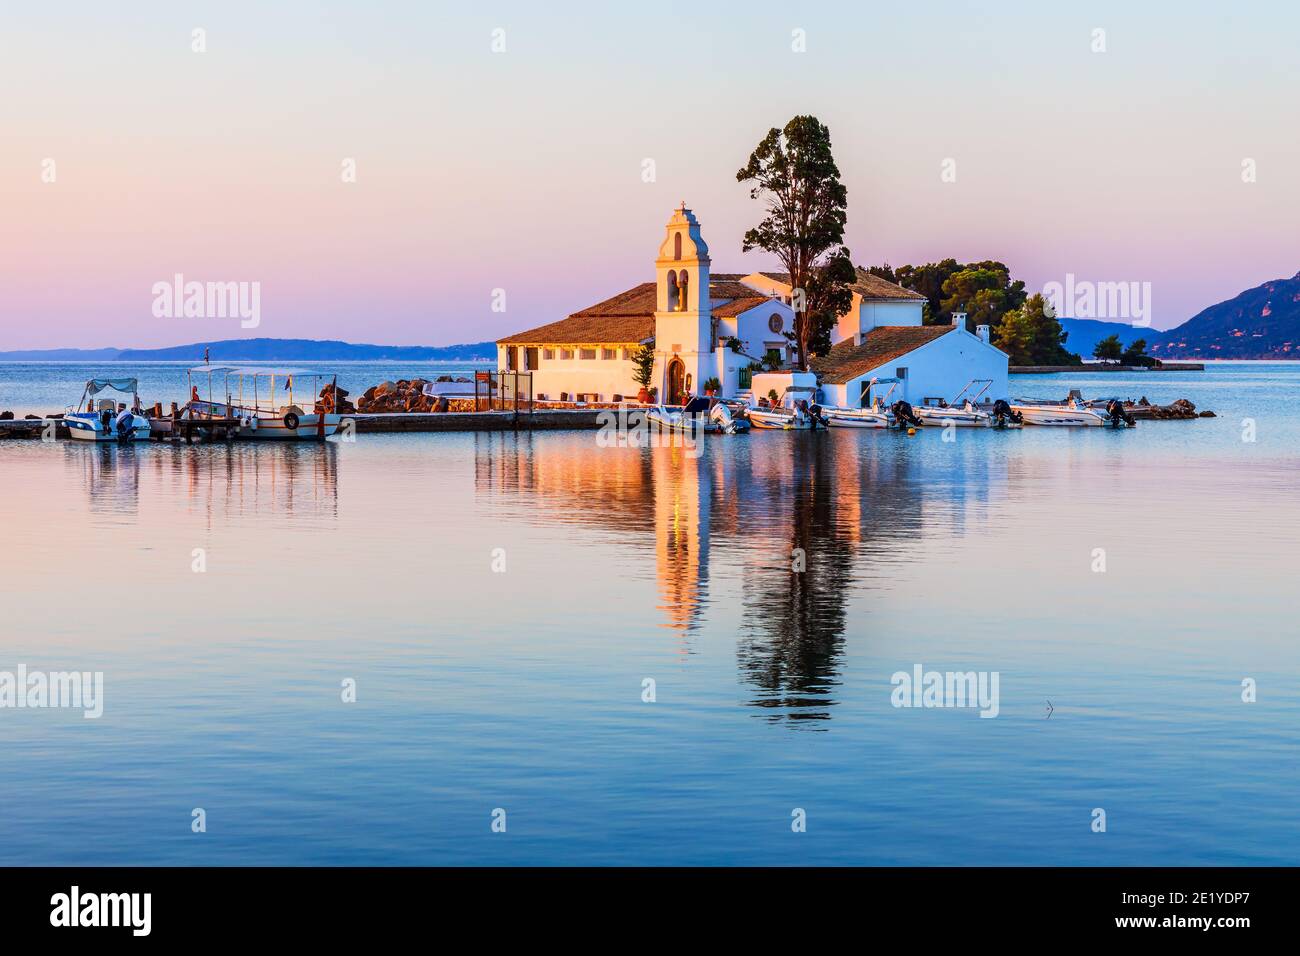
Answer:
2 0 1297 349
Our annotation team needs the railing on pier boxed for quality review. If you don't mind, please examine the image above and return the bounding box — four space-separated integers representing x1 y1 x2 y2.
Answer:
476 371 534 412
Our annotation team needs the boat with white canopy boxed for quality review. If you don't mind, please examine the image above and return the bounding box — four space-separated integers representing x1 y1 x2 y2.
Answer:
64 378 151 442
183 366 344 440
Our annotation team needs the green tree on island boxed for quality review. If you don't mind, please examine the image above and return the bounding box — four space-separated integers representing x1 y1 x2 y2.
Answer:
939 264 1027 332
737 115 854 370
1121 338 1156 367
1093 334 1124 364
994 294 1080 366
867 259 1025 330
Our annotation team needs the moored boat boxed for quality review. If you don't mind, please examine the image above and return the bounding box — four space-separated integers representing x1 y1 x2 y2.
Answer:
647 397 749 434
184 366 344 440
913 380 1023 429
1012 399 1108 427
746 404 821 430
64 378 152 442
821 406 890 428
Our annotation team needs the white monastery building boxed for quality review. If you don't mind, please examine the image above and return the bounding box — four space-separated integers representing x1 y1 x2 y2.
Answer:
496 204 1009 407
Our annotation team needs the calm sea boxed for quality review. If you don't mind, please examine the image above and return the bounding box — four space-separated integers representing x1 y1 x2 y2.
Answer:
0 362 1296 865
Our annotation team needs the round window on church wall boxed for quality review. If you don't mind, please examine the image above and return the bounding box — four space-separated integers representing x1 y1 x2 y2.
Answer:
768 314 783 333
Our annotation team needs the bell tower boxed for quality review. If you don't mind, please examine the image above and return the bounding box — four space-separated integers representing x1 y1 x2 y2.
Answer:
653 204 716 402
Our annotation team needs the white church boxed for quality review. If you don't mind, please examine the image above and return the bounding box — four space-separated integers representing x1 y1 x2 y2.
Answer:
496 204 1009 408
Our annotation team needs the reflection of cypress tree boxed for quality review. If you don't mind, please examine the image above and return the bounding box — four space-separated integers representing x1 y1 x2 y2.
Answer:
738 435 852 725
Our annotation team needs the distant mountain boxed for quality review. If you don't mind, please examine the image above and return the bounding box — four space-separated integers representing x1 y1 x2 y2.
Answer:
1057 318 1152 358
0 347 123 361
1150 272 1300 359
0 338 496 362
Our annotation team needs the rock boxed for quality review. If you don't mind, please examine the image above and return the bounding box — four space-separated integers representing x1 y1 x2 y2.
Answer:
0 411 12 420
24 414 41 420
1199 410 1217 417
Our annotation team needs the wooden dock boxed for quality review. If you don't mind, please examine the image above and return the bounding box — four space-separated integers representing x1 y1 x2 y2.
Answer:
1 409 609 440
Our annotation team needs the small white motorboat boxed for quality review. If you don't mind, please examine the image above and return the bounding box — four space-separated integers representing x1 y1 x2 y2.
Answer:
913 380 1023 429
821 406 890 428
184 365 344 440
746 403 824 430
647 397 749 434
1012 398 1108 427
64 378 152 442
823 376 897 428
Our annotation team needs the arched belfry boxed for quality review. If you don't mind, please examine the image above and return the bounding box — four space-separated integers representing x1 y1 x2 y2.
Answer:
655 203 710 315
653 204 717 403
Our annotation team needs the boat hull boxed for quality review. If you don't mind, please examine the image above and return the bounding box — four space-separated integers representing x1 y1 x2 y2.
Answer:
822 407 890 428
232 414 342 440
747 409 814 430
1013 404 1106 427
914 408 989 427
647 406 748 434
64 414 151 442
185 402 343 440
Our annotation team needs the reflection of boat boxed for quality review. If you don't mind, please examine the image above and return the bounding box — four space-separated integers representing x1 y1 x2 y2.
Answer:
64 378 152 441
647 397 749 434
184 366 343 440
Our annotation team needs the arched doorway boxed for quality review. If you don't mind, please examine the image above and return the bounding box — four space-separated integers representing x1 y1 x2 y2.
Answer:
667 358 686 406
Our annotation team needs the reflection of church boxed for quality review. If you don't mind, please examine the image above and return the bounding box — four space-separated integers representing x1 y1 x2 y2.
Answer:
497 203 1009 407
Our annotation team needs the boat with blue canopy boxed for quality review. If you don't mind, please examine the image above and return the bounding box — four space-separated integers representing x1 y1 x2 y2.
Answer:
64 378 151 442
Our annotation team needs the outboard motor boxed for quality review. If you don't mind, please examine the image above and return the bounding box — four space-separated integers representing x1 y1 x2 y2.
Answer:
1105 399 1136 428
710 401 736 434
991 398 1022 427
890 400 922 428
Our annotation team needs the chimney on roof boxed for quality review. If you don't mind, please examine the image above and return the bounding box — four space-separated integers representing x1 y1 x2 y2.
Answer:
951 311 967 330
976 324 990 344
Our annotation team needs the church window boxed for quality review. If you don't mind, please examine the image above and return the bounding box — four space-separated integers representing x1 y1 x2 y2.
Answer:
560 348 573 360
543 349 554 360
602 348 616 360
674 232 682 260
579 348 597 360
678 270 689 311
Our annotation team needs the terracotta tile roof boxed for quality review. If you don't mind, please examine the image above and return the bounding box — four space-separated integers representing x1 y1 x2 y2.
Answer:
710 279 769 299
498 277 778 344
760 269 926 301
811 325 953 383
713 296 773 318
498 283 657 345
851 267 926 301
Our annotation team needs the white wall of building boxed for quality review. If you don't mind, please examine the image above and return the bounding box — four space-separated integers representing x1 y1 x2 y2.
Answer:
751 371 818 408
498 343 642 401
820 329 1009 408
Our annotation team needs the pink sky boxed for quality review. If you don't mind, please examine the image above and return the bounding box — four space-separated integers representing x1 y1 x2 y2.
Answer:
2 1 1297 349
